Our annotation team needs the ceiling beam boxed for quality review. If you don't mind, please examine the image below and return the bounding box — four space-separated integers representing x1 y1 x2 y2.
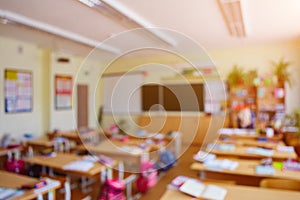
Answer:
0 9 121 54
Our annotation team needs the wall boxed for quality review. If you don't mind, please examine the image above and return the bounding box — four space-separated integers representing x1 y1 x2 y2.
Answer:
0 37 48 139
209 41 300 113
0 36 105 140
49 52 104 131
97 41 300 131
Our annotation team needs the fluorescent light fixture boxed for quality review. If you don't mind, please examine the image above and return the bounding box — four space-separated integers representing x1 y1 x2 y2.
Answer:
0 9 120 54
217 0 246 37
77 0 177 47
78 0 102 7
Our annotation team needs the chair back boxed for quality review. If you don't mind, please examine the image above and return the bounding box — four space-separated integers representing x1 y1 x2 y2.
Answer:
260 178 300 191
41 174 71 200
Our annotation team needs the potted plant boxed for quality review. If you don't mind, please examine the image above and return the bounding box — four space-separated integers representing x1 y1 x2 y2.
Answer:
227 65 246 86
271 58 291 87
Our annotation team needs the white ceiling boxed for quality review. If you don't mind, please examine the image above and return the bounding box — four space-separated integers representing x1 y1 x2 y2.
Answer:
0 0 300 56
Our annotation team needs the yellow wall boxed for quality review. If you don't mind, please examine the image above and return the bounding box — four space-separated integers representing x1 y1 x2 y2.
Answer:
0 37 48 138
49 51 105 131
0 36 105 140
209 41 300 113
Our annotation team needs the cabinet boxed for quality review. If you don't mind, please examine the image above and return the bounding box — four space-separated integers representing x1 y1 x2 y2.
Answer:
228 85 256 128
229 82 285 128
256 82 285 124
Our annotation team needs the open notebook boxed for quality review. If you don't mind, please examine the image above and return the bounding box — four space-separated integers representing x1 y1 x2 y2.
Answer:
179 179 227 200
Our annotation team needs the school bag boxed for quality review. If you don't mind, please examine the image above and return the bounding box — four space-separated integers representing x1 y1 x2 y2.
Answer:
4 150 26 175
99 168 126 200
136 159 157 193
155 149 176 171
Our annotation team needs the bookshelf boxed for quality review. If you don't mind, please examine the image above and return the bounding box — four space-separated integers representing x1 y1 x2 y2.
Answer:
256 82 285 124
228 85 256 128
228 82 285 128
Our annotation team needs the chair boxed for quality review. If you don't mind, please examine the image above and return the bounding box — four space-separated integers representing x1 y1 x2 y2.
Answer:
40 174 71 200
100 161 138 200
260 178 300 191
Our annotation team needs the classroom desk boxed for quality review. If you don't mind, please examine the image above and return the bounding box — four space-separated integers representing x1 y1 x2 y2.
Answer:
23 152 105 178
26 137 55 147
0 170 60 200
48 131 81 143
0 146 22 156
84 140 156 172
218 128 283 141
208 146 297 161
217 139 285 149
0 147 13 156
48 130 102 145
160 184 300 200
190 159 300 186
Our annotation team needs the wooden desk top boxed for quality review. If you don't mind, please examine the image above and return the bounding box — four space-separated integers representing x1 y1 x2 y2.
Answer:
86 140 147 158
160 185 300 200
218 129 283 141
190 160 300 181
48 131 80 141
0 146 22 156
0 170 60 200
24 153 105 177
217 139 285 149
0 147 12 156
85 139 157 172
208 146 297 161
26 137 55 147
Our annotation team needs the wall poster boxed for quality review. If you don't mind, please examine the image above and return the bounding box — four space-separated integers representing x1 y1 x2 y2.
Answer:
4 69 33 113
55 75 72 110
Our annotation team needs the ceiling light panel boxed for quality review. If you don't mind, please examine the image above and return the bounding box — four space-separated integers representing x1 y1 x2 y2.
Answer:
217 0 246 37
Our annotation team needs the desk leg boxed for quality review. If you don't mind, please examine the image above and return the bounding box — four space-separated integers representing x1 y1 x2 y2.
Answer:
42 166 47 174
199 171 206 179
81 176 94 193
37 194 44 200
48 189 55 200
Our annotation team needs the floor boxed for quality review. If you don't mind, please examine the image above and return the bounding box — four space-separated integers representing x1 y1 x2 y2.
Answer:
138 145 200 200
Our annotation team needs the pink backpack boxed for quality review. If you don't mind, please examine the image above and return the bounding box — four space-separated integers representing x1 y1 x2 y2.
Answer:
99 167 126 200
136 160 157 193
4 150 26 174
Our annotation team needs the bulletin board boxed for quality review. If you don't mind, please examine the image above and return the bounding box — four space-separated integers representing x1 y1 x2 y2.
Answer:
4 69 33 113
55 75 72 110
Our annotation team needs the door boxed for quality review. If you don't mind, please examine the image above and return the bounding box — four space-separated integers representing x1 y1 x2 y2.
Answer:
77 84 88 129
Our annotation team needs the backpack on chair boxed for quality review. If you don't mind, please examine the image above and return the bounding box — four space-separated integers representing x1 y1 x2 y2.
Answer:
155 148 176 171
136 159 157 193
4 150 26 175
99 168 126 200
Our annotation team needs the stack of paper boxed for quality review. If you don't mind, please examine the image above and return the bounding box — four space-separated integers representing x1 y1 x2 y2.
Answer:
34 178 60 194
207 143 235 151
247 147 274 157
204 159 239 171
193 150 216 162
0 187 24 199
255 165 275 175
179 179 227 200
277 146 294 153
63 160 94 171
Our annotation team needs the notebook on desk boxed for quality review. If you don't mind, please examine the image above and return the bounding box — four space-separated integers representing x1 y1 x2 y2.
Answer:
179 179 227 200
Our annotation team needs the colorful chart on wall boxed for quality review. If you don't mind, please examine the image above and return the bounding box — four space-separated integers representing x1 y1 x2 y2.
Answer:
4 69 33 113
55 75 73 110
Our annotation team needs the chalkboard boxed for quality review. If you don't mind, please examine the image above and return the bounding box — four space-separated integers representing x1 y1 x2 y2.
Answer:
142 83 204 112
141 84 160 111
